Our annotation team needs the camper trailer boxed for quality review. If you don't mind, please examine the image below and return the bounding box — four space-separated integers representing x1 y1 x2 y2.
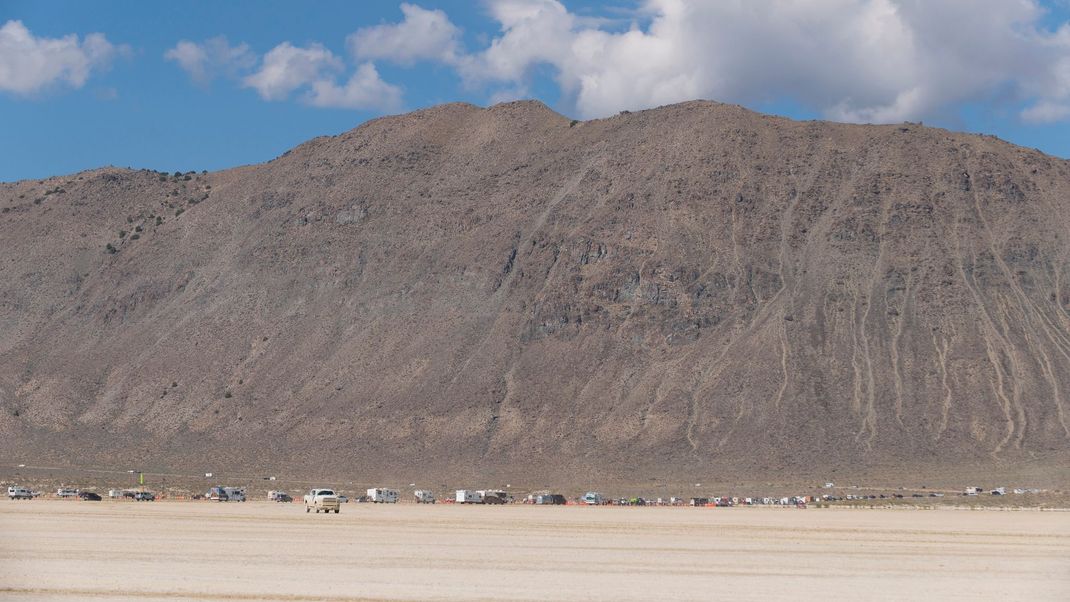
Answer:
455 490 483 504
582 492 604 505
367 488 399 503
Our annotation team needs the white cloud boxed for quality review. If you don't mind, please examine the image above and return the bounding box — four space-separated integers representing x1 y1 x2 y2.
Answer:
348 3 461 65
0 20 127 95
415 0 1070 124
242 42 344 101
306 62 403 111
165 36 255 85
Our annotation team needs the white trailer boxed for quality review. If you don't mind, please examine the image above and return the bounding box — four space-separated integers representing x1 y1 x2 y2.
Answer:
367 488 399 503
7 486 32 500
455 489 483 504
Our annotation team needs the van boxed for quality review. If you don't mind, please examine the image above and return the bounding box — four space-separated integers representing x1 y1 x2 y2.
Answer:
582 492 604 505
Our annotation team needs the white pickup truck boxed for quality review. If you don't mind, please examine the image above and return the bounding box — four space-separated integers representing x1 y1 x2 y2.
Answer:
304 488 340 513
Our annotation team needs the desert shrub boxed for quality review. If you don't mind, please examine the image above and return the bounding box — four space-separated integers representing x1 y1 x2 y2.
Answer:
119 230 127 238
171 381 177 388
224 391 232 399
130 234 140 240
134 225 142 232
173 171 182 177
158 175 167 182
33 198 42 205
570 119 579 127
175 208 184 217
183 175 191 181
155 216 163 226
105 243 117 254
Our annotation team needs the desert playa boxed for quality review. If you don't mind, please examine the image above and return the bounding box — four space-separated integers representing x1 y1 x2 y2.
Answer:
1 501 1068 601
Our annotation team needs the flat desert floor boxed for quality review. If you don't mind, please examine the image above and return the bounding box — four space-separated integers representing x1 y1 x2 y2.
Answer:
1 501 1068 601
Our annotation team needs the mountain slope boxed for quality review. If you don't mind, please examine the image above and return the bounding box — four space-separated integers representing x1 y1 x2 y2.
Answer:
3 100 1070 486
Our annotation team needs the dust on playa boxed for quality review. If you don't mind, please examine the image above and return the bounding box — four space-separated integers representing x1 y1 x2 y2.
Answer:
1 501 1068 601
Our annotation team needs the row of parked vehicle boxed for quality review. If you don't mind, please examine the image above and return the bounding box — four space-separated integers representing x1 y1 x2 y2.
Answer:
6 486 155 501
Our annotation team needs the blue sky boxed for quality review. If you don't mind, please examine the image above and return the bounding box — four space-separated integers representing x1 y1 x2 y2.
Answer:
3 0 1070 182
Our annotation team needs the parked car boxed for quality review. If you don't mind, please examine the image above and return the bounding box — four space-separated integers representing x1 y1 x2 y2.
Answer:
482 494 507 505
133 491 156 501
268 491 293 503
337 495 349 504
78 491 102 501
56 488 79 498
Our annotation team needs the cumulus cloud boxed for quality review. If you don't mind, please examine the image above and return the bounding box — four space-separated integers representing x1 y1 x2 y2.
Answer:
242 42 344 101
348 3 462 65
452 0 1070 122
306 62 403 110
355 0 1070 124
0 20 127 95
165 36 255 85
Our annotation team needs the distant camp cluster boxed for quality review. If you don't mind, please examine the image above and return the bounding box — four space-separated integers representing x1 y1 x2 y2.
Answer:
8 481 1043 511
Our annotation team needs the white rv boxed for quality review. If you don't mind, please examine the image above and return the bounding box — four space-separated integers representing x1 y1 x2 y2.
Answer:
223 487 246 502
414 490 436 504
367 488 399 503
7 486 32 500
455 489 483 504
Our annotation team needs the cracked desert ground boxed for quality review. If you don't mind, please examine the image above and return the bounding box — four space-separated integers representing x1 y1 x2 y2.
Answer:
1 501 1068 601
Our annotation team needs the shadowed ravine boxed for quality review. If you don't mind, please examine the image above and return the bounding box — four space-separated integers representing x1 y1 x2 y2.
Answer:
2 100 1069 486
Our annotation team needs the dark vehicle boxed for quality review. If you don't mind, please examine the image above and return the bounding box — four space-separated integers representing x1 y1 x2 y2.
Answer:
274 493 293 503
122 491 137 499
533 494 566 505
482 494 507 505
78 491 102 501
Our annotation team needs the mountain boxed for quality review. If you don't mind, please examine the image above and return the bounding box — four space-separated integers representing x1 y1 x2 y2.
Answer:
2 100 1069 488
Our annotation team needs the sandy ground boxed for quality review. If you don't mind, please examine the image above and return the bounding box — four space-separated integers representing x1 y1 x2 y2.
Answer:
1 501 1068 601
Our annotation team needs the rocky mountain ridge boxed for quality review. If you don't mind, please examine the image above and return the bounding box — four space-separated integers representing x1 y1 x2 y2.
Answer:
2 99 1069 487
